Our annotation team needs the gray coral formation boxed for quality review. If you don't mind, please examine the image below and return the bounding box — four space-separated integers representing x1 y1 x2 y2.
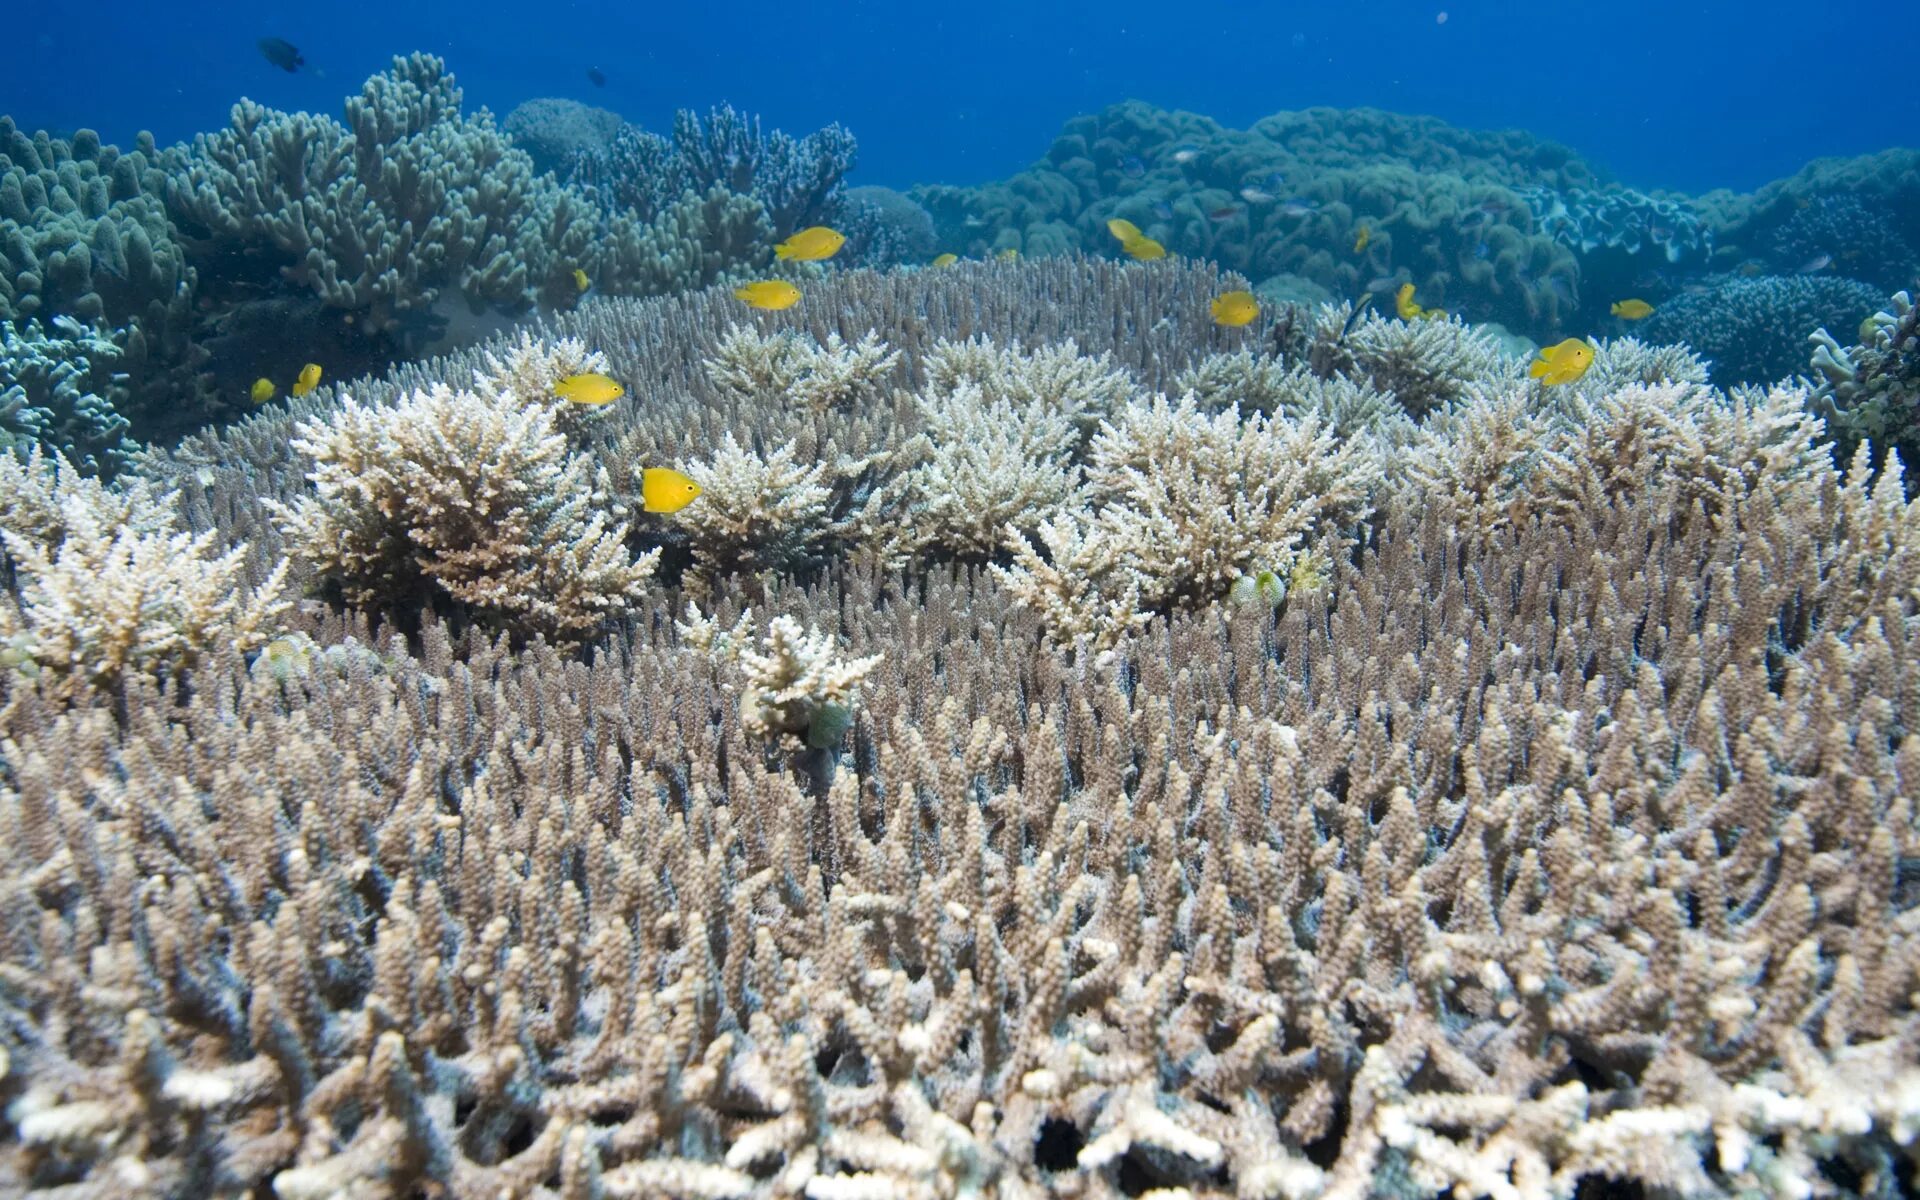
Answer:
1639 273 1889 387
1808 288 1920 478
911 101 1627 336
3 256 1919 1198
0 119 200 445
565 105 857 239
0 318 136 474
503 97 624 176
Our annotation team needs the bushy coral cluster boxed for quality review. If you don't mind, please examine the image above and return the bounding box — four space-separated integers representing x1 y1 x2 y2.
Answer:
1639 272 1888 386
0 317 135 474
272 337 658 637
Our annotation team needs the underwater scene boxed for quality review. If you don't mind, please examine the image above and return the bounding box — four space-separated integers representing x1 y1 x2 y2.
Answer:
2 2 1920 1197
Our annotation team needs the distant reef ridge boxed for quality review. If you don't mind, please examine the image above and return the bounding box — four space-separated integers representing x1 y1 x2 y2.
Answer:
911 99 1920 347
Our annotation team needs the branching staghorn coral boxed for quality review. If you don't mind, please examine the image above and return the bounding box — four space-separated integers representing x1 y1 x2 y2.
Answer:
5 360 1918 1195
672 433 847 591
922 335 1141 437
704 327 902 414
1083 392 1377 607
867 380 1084 563
0 449 287 698
274 348 656 636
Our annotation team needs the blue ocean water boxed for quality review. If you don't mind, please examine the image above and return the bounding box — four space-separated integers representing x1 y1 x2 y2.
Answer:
6 0 1913 193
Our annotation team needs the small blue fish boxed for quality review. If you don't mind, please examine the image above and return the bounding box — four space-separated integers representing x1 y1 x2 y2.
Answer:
1121 156 1146 178
1278 199 1317 218
1240 186 1275 204
1171 145 1201 164
1264 170 1286 191
1152 200 1175 221
1473 242 1491 260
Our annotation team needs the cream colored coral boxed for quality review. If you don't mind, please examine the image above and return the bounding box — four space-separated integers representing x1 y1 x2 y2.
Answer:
276 377 657 636
674 432 843 582
923 335 1140 431
992 508 1150 651
871 381 1083 561
705 327 901 414
0 490 289 697
1085 393 1376 608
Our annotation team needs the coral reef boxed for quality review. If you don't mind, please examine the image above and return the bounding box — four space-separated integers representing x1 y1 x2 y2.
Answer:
1638 272 1888 386
10 255 1917 1199
5 299 1920 1197
910 101 1629 337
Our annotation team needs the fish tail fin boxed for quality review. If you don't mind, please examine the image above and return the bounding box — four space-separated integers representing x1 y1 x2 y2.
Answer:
774 244 793 261
1528 358 1549 379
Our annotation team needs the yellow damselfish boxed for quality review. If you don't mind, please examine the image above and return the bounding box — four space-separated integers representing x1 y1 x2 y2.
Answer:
1353 225 1370 254
1122 235 1165 261
1210 290 1259 327
1106 217 1143 243
291 363 323 398
734 280 802 310
250 377 275 404
1610 298 1654 320
931 253 958 267
553 372 625 406
1395 283 1426 321
641 466 703 514
997 247 1019 261
1528 337 1595 386
573 268 591 292
774 226 846 262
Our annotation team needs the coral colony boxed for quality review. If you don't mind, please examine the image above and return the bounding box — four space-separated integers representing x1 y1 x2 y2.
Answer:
3 53 1920 1200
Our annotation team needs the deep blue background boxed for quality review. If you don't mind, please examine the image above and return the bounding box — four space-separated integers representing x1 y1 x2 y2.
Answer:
6 0 1914 194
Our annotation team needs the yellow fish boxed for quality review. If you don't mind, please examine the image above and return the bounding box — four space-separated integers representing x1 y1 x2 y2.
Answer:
773 226 846 262
931 253 958 267
572 268 591 292
734 280 802 310
997 247 1019 261
641 466 703 514
1528 337 1595 386
291 363 323 398
1610 298 1654 320
250 377 275 404
553 372 625 406
1353 225 1370 254
1122 235 1166 261
1106 217 1144 243
1395 282 1426 321
1210 290 1259 327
